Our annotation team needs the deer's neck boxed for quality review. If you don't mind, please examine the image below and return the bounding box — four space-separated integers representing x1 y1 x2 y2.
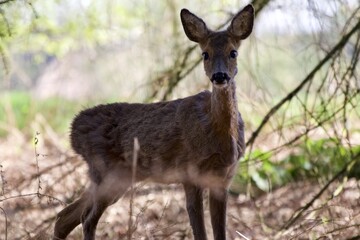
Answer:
210 81 239 139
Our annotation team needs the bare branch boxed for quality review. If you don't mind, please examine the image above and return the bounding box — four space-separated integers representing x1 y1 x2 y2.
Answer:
246 18 360 147
0 0 15 5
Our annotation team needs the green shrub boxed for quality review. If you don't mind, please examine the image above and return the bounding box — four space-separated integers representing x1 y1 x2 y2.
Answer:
231 138 360 195
0 91 82 137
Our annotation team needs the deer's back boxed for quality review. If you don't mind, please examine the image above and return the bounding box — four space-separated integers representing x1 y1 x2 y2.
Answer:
71 99 177 154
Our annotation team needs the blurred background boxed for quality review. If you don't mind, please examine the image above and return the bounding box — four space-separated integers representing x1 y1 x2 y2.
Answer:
0 0 360 239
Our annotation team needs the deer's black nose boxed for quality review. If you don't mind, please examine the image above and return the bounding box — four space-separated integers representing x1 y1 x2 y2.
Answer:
211 72 230 84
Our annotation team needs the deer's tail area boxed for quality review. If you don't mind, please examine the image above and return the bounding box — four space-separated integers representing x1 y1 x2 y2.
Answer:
70 104 124 184
70 104 118 157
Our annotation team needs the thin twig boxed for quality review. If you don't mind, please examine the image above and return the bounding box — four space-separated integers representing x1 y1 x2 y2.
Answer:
34 132 42 196
128 137 140 240
0 206 7 240
0 164 5 197
236 230 251 240
0 192 64 204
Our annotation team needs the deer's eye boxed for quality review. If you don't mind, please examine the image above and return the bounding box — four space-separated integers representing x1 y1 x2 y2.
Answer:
230 50 238 59
202 52 209 60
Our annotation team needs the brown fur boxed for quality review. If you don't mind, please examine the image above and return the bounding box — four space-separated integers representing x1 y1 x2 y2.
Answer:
53 5 254 240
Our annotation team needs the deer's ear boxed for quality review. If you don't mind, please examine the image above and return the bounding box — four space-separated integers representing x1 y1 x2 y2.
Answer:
180 9 209 43
228 4 254 40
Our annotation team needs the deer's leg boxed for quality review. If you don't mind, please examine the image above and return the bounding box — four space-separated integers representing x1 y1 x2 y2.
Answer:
183 183 207 240
53 190 91 240
209 188 228 240
82 170 132 240
82 195 110 240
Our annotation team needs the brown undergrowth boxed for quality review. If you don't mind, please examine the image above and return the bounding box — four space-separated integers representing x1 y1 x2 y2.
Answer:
1 130 360 240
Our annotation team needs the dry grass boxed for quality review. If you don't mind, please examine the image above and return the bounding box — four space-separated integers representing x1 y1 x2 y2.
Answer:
1 130 360 240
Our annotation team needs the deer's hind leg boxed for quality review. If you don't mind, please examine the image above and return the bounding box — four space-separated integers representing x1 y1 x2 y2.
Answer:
53 189 92 239
82 167 133 240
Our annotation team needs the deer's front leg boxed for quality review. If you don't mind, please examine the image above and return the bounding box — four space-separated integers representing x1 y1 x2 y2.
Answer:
209 188 228 240
183 183 207 240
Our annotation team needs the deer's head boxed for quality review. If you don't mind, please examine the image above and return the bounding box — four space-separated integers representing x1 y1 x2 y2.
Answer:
181 5 254 88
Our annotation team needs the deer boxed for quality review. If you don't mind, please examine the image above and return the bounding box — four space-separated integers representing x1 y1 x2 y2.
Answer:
53 4 254 240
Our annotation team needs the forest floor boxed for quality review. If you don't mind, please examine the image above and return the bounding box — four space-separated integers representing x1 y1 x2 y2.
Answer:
1 132 360 240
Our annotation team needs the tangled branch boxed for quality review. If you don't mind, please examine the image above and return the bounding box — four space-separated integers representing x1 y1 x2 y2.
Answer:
246 18 360 147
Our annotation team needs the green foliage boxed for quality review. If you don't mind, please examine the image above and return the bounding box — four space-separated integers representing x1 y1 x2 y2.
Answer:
0 91 81 137
0 0 147 67
232 139 360 194
0 92 31 135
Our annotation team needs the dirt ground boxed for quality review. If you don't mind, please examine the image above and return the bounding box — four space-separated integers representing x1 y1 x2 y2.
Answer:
1 132 360 240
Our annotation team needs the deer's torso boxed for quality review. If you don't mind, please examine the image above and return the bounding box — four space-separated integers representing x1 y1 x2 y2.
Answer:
70 90 244 186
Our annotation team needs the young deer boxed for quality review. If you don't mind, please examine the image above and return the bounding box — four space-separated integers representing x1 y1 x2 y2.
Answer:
53 4 254 240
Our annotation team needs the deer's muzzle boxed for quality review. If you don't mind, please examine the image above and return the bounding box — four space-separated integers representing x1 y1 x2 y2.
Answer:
211 72 231 85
